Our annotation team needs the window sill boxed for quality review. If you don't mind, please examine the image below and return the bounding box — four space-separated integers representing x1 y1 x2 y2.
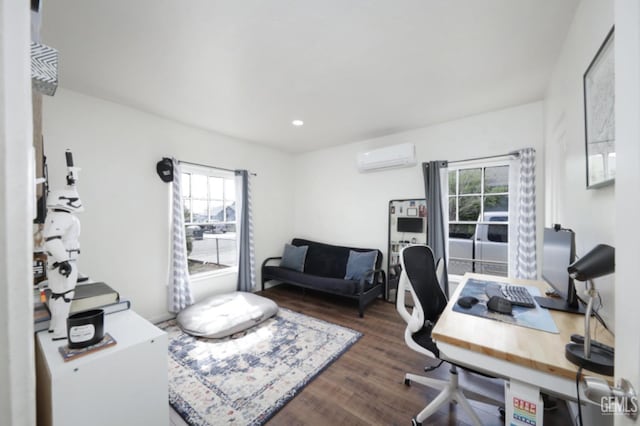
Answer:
189 266 238 283
447 274 465 283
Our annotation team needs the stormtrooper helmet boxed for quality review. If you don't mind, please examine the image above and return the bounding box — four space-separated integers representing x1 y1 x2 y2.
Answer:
47 189 84 213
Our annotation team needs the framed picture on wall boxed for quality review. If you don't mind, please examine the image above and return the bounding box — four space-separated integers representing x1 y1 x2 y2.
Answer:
583 26 615 189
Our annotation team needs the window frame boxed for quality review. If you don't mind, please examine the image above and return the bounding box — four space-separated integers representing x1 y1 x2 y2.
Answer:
181 164 237 277
447 159 511 279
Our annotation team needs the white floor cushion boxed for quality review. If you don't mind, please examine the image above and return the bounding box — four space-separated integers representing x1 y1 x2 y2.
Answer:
176 292 279 338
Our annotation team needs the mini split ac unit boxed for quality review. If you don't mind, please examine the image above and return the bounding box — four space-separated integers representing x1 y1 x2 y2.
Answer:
356 143 417 172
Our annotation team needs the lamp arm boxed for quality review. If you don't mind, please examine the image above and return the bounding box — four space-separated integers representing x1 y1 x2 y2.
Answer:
583 279 597 359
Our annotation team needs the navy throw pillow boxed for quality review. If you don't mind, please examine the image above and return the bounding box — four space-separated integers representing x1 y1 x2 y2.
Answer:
344 250 378 284
280 244 308 272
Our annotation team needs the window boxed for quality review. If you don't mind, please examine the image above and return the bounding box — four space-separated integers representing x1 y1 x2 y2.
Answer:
448 164 509 277
486 214 509 243
181 165 237 275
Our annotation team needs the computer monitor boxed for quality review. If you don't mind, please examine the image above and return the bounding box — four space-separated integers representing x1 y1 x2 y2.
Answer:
397 217 424 233
534 226 585 314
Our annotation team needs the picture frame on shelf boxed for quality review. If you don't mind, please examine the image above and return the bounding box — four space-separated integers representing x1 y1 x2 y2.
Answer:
583 26 615 189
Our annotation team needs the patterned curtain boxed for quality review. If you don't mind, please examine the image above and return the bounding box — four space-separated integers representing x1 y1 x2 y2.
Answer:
422 161 450 296
514 148 537 279
235 170 256 291
168 159 193 313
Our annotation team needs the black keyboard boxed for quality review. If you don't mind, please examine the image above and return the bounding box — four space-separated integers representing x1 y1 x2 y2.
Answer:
485 283 536 308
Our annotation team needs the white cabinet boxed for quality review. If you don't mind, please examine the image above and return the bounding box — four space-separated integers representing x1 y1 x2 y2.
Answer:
36 310 168 426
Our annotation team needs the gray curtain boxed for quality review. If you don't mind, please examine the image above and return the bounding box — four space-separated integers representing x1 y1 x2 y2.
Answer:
514 148 537 279
235 170 256 291
168 159 193 313
422 161 449 296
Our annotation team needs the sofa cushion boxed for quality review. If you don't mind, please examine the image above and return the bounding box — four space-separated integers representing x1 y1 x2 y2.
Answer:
280 243 308 272
297 241 348 278
344 250 378 284
263 265 366 295
291 238 382 279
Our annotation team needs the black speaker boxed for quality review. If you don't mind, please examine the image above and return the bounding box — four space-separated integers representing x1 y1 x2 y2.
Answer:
156 157 174 182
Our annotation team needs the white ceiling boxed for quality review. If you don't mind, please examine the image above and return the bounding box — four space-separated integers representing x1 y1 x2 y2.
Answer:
41 0 580 153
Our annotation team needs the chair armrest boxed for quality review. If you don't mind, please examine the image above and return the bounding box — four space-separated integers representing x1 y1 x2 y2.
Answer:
261 256 283 291
396 270 424 333
261 256 282 270
357 267 386 292
390 264 402 278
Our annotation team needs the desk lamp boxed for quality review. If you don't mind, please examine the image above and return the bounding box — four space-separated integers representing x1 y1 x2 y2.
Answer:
565 244 615 376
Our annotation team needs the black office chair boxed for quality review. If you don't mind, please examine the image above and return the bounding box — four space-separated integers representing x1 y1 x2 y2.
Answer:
397 245 501 426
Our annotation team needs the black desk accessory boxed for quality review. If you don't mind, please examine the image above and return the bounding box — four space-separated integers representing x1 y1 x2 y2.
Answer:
564 244 615 376
487 296 512 315
534 295 586 314
456 296 479 309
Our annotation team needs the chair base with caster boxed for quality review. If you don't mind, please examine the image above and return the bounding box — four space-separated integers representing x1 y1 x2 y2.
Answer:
396 246 504 426
404 365 502 426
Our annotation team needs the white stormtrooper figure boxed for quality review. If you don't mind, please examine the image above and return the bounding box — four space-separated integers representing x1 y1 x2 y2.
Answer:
43 152 83 340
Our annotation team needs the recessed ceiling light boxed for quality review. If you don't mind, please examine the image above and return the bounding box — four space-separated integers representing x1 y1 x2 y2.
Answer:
292 120 304 127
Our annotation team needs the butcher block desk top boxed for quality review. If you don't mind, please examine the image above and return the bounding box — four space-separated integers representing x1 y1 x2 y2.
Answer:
432 273 614 384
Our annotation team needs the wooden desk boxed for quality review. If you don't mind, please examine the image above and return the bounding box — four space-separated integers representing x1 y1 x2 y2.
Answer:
432 273 614 423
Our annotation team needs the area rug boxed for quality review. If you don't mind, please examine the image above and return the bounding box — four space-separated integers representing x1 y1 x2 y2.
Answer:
158 308 362 425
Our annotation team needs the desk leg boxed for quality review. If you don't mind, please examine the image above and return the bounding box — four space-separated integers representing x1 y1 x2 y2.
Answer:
504 379 544 426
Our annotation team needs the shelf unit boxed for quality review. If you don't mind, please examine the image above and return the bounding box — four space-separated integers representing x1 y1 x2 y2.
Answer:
387 198 427 302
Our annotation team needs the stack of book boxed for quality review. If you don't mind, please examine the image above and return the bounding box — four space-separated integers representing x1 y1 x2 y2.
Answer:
33 303 50 330
46 282 120 314
35 282 130 332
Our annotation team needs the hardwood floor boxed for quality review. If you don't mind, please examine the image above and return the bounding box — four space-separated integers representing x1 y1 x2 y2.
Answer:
256 285 573 426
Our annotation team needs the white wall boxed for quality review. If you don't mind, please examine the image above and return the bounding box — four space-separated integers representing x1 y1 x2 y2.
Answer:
293 102 545 274
614 1 640 424
43 89 294 321
544 0 615 329
0 1 36 425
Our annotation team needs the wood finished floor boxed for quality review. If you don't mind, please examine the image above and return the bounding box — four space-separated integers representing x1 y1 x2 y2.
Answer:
255 285 574 426
170 284 574 426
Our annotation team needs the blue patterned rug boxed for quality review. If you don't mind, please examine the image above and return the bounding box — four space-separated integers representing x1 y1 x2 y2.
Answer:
158 307 362 425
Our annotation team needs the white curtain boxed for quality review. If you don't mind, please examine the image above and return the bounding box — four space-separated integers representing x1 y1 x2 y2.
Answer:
168 159 193 312
235 170 256 291
509 148 537 279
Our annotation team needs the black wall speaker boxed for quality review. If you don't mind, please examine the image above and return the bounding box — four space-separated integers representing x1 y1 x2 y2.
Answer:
156 157 174 182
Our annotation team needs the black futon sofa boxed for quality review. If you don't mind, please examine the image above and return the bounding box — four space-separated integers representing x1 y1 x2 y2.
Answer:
261 238 386 317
